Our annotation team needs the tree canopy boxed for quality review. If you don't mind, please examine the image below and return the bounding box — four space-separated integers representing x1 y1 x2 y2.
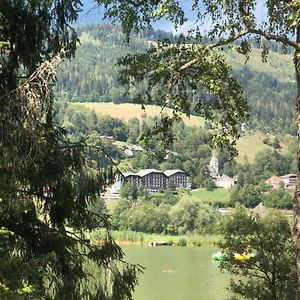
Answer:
96 0 300 292
220 208 297 300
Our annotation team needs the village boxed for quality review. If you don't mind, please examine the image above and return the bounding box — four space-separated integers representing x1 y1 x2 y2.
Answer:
103 150 296 200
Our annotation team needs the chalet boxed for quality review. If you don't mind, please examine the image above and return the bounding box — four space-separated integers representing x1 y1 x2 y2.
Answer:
124 145 144 156
265 174 297 190
136 169 168 192
123 172 142 188
280 174 297 189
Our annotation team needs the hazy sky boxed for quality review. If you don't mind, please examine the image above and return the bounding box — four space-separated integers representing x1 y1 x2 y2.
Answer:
78 0 267 34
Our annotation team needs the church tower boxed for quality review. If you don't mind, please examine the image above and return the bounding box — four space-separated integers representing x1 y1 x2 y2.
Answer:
209 151 219 177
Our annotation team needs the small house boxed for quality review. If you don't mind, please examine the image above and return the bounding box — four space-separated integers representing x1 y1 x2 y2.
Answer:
265 176 283 189
124 145 144 156
215 175 235 189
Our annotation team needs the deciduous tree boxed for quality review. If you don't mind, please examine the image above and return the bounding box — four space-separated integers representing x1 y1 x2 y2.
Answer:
220 207 297 300
96 0 300 291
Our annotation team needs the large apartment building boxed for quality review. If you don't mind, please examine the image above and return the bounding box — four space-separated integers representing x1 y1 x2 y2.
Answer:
119 169 190 192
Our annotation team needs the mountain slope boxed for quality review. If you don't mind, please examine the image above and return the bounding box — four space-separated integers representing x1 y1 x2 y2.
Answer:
54 24 296 134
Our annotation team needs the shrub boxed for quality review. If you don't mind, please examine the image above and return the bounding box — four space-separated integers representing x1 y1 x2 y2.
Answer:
177 238 187 246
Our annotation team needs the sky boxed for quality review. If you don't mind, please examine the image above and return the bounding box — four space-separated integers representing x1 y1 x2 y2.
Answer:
77 0 267 34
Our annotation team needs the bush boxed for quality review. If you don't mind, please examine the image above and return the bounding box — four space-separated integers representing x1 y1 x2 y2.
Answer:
262 189 293 209
203 178 216 191
177 238 187 246
262 136 270 145
229 184 262 208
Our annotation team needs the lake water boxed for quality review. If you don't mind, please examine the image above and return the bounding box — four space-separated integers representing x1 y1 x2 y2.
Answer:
124 246 230 300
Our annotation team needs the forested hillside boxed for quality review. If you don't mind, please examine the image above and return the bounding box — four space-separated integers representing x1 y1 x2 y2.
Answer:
55 24 296 134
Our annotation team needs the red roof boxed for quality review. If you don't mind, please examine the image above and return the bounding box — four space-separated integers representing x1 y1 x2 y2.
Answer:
266 176 282 184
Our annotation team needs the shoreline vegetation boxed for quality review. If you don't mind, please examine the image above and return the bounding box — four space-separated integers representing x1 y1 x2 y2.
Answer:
90 229 222 247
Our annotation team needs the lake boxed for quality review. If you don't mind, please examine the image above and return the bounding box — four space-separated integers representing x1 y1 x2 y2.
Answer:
124 246 230 300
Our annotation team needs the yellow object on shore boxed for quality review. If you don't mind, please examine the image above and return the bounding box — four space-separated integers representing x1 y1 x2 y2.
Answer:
234 253 251 261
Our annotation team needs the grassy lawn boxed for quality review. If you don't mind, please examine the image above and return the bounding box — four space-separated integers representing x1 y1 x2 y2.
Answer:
236 132 273 163
188 188 231 206
236 132 289 163
226 48 294 83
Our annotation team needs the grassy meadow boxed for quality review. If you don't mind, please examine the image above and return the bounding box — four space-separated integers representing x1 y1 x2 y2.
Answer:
81 102 290 163
172 188 231 208
83 102 205 127
188 188 231 205
226 48 294 83
236 132 272 163
105 188 232 214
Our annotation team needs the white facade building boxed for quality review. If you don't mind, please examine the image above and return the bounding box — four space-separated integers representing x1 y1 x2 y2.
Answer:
215 175 235 189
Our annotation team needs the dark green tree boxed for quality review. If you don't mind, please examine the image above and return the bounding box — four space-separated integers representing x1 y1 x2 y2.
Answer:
112 198 133 229
273 137 281 149
263 189 293 209
203 178 217 192
120 182 138 201
131 183 138 201
167 178 176 192
127 117 141 144
169 198 200 234
119 182 132 200
0 2 139 299
127 202 170 234
230 184 262 208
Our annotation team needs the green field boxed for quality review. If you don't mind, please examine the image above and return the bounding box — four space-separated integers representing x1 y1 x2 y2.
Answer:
236 132 273 163
105 188 231 212
188 188 231 206
226 48 294 83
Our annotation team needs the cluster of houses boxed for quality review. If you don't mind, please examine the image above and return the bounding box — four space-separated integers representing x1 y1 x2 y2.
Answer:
112 153 236 193
111 152 236 194
110 148 297 194
265 174 297 191
205 153 297 191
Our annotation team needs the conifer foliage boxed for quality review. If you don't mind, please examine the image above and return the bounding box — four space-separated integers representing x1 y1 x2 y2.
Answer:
0 1 139 299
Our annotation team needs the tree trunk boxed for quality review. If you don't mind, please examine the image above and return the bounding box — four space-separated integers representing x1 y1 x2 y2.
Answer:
294 26 300 300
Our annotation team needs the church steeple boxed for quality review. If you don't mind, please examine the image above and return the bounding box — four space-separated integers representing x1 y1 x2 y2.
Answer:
210 151 219 176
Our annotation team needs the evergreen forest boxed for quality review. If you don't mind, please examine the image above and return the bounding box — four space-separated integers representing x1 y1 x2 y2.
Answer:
55 24 297 135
